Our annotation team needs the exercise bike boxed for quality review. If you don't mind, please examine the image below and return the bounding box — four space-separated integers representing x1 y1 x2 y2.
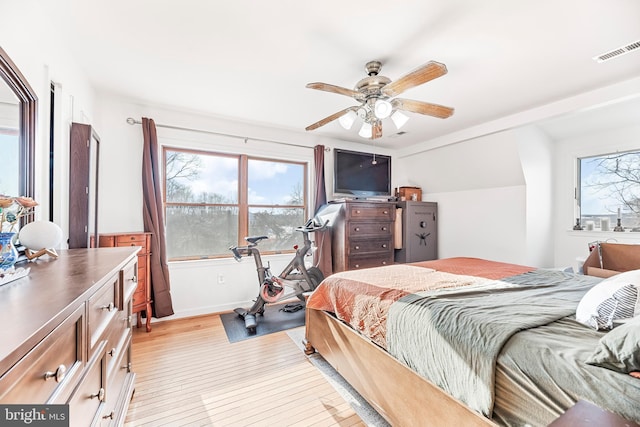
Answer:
229 218 328 333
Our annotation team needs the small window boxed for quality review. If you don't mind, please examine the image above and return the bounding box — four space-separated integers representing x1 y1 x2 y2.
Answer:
578 150 640 231
164 148 307 260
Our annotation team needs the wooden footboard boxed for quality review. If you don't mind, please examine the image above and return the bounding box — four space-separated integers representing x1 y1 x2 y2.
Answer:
305 307 496 427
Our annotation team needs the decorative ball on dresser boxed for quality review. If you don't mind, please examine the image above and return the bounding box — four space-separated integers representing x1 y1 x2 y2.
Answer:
19 220 63 260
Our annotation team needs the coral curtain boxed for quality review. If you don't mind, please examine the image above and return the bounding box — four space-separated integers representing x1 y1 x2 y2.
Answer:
313 145 333 277
141 117 174 317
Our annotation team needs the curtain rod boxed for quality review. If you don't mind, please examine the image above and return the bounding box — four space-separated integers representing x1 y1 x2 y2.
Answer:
126 117 330 152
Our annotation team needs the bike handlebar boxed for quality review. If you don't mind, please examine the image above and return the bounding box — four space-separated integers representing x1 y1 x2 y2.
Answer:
230 219 328 260
296 218 329 233
229 246 243 262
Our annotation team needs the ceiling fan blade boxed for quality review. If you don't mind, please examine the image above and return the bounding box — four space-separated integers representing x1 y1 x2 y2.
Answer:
393 98 454 119
306 82 361 99
382 61 448 97
372 121 383 139
305 107 356 131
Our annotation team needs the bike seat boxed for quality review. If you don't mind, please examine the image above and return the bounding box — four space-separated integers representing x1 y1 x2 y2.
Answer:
245 235 269 245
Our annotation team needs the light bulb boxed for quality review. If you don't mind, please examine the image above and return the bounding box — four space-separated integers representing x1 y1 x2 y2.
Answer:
358 122 372 138
338 110 356 130
374 99 393 119
391 111 409 129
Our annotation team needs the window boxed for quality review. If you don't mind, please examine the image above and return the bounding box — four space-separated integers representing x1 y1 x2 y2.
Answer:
164 148 307 260
578 150 640 231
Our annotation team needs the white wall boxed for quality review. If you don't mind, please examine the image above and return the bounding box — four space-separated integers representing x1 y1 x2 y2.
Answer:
515 126 555 267
395 128 537 265
426 186 528 264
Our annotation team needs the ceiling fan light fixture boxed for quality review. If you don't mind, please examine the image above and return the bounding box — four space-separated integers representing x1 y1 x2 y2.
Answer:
374 99 393 119
358 122 373 138
338 109 356 129
391 110 409 129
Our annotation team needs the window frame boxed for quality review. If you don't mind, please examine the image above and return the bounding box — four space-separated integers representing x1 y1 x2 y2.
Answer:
576 148 640 231
163 146 309 261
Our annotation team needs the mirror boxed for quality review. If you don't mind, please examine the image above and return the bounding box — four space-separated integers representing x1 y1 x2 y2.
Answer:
0 81 19 195
0 46 37 226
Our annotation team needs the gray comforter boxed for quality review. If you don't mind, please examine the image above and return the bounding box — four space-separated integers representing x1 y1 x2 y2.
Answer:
386 269 600 417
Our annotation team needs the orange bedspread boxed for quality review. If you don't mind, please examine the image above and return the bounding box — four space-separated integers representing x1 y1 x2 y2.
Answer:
307 257 534 348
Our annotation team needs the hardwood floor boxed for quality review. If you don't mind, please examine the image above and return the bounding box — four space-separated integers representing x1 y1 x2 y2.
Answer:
124 314 366 427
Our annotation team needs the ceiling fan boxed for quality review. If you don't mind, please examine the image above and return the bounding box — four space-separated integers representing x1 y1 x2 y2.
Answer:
305 60 454 139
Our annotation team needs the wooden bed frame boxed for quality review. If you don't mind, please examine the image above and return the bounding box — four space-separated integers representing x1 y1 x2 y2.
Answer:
304 306 496 426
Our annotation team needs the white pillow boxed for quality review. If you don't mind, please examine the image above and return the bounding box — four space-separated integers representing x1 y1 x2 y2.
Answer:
576 269 640 330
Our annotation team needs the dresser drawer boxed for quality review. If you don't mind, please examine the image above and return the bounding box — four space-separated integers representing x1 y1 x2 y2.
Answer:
0 304 85 404
132 286 147 310
348 221 392 237
115 234 147 249
347 204 394 220
88 274 119 356
119 258 138 310
101 334 132 425
348 238 392 256
103 313 131 377
137 253 147 275
68 342 107 427
347 254 394 270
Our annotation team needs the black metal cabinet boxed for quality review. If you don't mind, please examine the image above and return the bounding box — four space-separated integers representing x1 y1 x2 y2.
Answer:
394 201 437 263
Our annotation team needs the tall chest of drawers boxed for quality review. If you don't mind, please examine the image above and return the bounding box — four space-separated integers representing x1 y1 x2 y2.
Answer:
0 248 138 426
331 201 396 273
97 232 153 332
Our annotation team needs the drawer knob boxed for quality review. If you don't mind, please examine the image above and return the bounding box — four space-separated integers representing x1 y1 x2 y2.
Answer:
44 364 67 383
381 227 387 231
90 388 105 402
100 302 115 312
354 264 359 268
130 275 138 283
354 246 360 250
383 210 389 214
102 411 115 420
382 261 387 265
108 347 116 357
382 244 387 248
354 227 360 232
355 210 361 214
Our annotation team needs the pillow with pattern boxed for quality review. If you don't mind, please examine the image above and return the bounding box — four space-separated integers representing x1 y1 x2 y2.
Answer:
586 315 640 373
576 269 640 330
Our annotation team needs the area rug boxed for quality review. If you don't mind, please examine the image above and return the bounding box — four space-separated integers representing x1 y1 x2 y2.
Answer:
287 327 390 427
221 301 305 343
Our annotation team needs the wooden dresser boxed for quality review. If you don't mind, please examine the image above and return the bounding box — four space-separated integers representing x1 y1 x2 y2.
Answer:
0 248 139 426
331 200 396 272
97 232 152 332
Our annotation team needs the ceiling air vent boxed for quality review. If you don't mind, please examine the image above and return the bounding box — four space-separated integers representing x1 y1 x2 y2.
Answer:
593 40 640 63
388 131 408 138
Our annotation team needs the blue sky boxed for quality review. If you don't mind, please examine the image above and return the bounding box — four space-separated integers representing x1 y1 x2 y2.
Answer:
169 152 303 205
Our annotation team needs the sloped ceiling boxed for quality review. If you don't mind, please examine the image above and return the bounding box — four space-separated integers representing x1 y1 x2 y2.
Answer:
37 0 640 149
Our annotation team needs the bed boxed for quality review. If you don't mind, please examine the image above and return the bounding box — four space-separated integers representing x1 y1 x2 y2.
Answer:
303 257 640 426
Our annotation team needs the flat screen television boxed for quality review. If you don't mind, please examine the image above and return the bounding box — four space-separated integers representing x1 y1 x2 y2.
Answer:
333 149 391 197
